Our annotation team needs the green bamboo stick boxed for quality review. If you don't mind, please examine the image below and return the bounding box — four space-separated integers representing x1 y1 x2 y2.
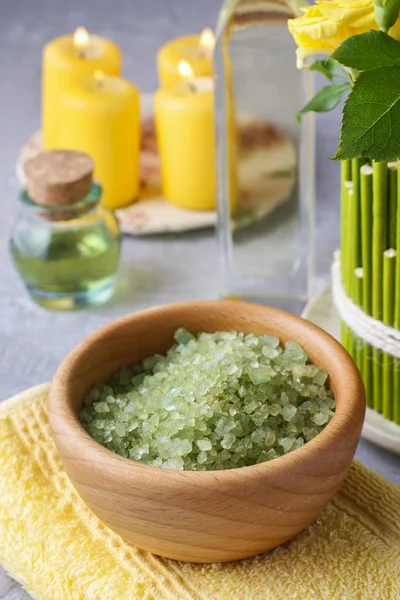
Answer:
345 183 355 296
348 189 355 298
388 162 398 249
341 321 349 351
372 347 382 413
394 162 400 329
340 163 351 350
360 164 373 315
344 162 363 386
354 267 364 373
344 184 356 359
341 160 352 295
392 162 400 423
394 359 400 424
363 343 373 408
372 161 388 321
383 249 396 326
340 164 350 349
347 328 355 366
360 167 374 408
350 159 362 298
341 159 352 185
372 161 388 413
382 249 396 420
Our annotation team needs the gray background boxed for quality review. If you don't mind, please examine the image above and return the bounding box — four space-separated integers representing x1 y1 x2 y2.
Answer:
0 1 398 598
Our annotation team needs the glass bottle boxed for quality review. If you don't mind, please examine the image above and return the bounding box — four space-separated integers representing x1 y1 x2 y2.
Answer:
10 151 121 310
214 0 316 312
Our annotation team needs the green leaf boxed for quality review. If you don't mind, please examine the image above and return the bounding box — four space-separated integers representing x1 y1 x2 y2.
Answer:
332 30 400 71
325 58 351 80
297 82 351 120
309 58 349 81
333 66 400 162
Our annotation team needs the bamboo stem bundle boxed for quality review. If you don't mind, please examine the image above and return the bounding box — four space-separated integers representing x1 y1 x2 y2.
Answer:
339 159 400 422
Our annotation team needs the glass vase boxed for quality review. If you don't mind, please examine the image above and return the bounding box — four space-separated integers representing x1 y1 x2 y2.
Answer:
214 0 315 313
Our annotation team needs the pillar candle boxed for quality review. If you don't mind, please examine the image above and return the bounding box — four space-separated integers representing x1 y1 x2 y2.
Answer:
42 28 122 148
56 73 140 210
157 29 214 89
155 62 237 212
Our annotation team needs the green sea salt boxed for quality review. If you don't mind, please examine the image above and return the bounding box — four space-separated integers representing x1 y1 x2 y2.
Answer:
80 329 335 471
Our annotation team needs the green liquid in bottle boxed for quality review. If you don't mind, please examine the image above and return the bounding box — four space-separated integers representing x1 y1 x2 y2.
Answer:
11 209 121 311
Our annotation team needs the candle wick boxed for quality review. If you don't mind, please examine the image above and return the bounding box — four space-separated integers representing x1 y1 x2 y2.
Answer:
188 82 197 94
77 48 86 59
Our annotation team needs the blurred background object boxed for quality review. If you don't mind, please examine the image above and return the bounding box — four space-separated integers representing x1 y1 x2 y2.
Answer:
215 0 314 310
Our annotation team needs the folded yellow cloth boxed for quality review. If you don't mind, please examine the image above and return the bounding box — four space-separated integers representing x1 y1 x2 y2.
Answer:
0 384 399 600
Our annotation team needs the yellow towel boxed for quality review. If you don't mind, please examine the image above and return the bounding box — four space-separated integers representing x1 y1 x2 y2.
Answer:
0 385 399 600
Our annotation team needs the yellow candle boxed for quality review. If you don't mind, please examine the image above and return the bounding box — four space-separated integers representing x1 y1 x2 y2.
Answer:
56 72 140 210
155 62 237 212
42 27 122 148
157 29 215 89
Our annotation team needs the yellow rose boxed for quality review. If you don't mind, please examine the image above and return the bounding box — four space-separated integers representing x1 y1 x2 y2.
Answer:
288 0 400 66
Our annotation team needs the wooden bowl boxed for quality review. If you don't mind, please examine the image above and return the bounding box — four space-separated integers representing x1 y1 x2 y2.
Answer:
49 300 365 563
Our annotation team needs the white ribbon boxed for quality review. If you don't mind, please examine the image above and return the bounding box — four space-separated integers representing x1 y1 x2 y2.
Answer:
331 252 400 358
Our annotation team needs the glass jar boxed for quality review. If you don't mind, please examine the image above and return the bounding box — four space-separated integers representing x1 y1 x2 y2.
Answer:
10 183 121 310
214 0 316 312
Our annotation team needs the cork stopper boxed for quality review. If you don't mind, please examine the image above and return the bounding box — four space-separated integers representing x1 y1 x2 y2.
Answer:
24 150 94 208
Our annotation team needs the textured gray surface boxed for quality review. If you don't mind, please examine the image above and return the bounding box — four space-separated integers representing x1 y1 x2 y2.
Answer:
0 1 399 598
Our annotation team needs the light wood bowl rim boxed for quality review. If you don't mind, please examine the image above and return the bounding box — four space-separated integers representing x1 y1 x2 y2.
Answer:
49 300 365 484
